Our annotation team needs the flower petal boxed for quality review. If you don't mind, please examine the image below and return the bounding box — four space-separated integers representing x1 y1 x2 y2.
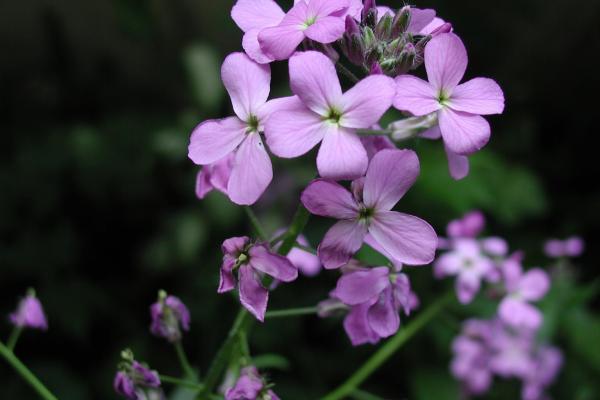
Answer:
407 8 436 34
248 244 298 282
258 2 307 61
256 95 305 126
343 302 381 346
238 264 269 321
222 52 271 121
445 146 470 180
306 0 349 17
195 169 214 199
363 149 420 211
450 78 505 115
219 256 237 293
367 287 400 338
242 29 275 64
498 298 542 330
438 108 491 155
341 75 396 128
289 51 343 116
222 236 251 256
317 126 368 180
231 0 285 32
519 268 550 301
227 134 272 205
425 33 467 92
456 272 480 304
318 220 367 269
188 117 247 165
335 267 389 305
393 75 440 116
301 179 359 219
304 16 345 43
369 211 437 265
264 108 326 158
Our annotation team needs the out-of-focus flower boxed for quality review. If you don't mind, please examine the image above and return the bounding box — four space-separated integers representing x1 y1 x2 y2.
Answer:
114 350 162 400
9 289 47 330
272 229 321 277
150 290 190 343
225 366 280 400
446 210 485 238
543 236 584 258
301 149 437 269
219 237 298 321
265 51 395 180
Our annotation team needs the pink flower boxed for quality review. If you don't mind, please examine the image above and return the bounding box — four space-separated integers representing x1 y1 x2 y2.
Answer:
434 238 495 304
446 210 485 238
265 51 396 180
219 236 298 321
394 33 504 179
195 154 234 200
9 291 47 330
498 255 550 331
543 236 584 258
188 52 301 205
257 0 351 61
150 291 191 343
301 149 437 269
225 366 280 400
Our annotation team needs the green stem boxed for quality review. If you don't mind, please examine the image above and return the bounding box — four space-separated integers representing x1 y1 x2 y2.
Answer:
243 206 268 241
320 292 454 400
265 307 318 319
0 341 58 400
174 341 197 381
277 204 310 256
350 389 385 400
160 374 204 390
356 128 393 136
336 63 359 83
7 326 23 352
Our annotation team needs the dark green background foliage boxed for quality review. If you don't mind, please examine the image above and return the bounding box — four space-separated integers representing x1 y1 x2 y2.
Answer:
1 0 599 399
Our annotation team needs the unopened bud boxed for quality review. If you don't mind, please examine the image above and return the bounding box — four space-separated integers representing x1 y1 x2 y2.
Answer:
388 114 438 141
395 43 416 75
369 62 383 75
391 6 411 36
362 0 378 28
345 15 360 36
375 12 393 40
430 22 453 36
345 33 365 65
362 26 376 49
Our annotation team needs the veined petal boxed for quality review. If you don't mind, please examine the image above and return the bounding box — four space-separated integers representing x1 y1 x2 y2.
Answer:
394 75 440 116
304 16 345 43
367 287 400 338
238 264 269 321
343 302 380 346
301 179 359 219
258 2 307 61
306 0 349 17
519 268 550 301
289 51 343 116
257 95 305 126
341 75 396 129
317 125 368 180
219 257 237 293
369 211 437 265
242 29 275 64
364 234 403 269
450 78 505 115
425 33 468 92
222 53 271 121
438 108 491 155
445 146 470 180
231 0 285 32
407 8 436 34
363 149 420 211
318 220 367 269
336 267 389 305
264 108 326 158
248 244 298 282
222 236 251 256
227 134 272 205
188 117 247 165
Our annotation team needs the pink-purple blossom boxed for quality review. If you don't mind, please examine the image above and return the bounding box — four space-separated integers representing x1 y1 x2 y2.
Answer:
188 52 300 205
544 236 585 258
150 291 191 343
301 149 437 269
394 33 505 179
219 236 298 321
446 210 485 238
265 51 396 180
225 366 280 400
195 154 234 200
114 357 162 400
9 291 47 330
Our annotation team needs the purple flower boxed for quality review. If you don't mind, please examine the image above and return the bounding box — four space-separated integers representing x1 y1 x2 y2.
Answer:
225 366 280 400
188 52 302 205
114 352 162 400
544 236 584 258
446 210 485 238
195 154 234 199
394 33 504 179
9 290 47 330
498 257 550 331
360 135 395 160
434 238 495 304
335 266 418 345
150 291 191 343
301 149 437 269
257 0 350 61
265 51 395 180
219 236 298 321
522 346 563 400
272 229 321 277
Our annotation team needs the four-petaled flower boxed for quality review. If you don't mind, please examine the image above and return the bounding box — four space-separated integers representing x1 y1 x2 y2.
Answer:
265 51 396 180
219 236 298 321
301 148 438 269
394 33 504 179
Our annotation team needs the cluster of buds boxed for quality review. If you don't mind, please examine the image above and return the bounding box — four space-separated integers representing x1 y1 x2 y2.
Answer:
339 1 451 76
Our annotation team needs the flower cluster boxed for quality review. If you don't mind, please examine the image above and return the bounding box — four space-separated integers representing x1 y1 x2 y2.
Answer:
225 366 279 400
114 349 163 400
149 290 191 343
434 211 572 399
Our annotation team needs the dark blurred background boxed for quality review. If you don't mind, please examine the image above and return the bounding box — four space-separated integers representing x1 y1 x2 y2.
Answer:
1 0 599 399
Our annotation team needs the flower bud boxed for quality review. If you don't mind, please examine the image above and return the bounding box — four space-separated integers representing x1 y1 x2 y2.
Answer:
430 22 453 36
9 289 47 330
391 6 411 36
395 42 416 75
362 26 376 49
375 12 393 40
369 62 383 75
150 290 191 343
389 114 437 141
114 350 162 400
362 0 378 28
345 15 360 36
